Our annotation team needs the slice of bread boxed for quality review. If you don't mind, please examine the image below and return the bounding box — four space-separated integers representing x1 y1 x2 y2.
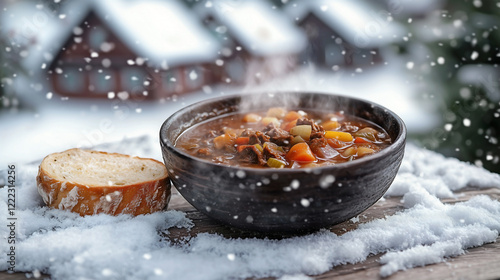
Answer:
36 148 171 216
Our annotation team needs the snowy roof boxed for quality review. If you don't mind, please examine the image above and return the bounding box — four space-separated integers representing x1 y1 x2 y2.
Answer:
4 0 221 72
93 0 220 66
196 0 307 56
285 0 406 48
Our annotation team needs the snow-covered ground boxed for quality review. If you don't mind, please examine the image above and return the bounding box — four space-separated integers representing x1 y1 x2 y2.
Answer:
0 136 499 280
0 63 438 166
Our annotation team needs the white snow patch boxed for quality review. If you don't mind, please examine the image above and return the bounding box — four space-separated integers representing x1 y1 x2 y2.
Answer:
0 139 499 279
386 144 500 198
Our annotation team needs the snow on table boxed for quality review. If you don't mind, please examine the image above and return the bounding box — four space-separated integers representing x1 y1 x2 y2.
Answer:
0 136 499 280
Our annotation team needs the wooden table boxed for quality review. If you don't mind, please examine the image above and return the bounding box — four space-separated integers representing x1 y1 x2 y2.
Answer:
2 188 499 280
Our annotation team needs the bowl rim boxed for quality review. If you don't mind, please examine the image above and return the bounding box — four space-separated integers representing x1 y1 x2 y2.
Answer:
160 91 407 174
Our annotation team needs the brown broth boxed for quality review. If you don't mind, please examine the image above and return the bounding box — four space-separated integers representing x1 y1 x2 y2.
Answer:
175 109 392 168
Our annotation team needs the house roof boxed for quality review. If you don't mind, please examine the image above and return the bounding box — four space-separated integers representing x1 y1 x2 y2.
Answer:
3 0 221 72
1 1 66 72
285 0 406 48
195 0 307 57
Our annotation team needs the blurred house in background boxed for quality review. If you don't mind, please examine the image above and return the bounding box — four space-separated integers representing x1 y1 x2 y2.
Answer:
49 0 222 99
5 0 221 100
285 0 405 69
195 0 307 85
2 0 405 100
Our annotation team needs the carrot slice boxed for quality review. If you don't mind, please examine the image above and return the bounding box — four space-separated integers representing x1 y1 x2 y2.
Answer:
282 119 298 132
354 137 371 144
235 137 250 145
283 111 302 122
324 131 353 142
286 143 316 162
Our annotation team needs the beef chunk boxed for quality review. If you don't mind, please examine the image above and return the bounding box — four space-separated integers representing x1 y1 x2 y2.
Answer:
263 142 286 161
240 129 255 137
263 123 293 146
237 145 266 166
340 122 359 133
240 129 270 145
249 131 271 145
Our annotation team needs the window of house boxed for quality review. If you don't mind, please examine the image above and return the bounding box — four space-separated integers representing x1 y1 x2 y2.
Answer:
89 26 108 50
121 67 147 94
57 67 84 93
91 70 114 93
162 70 182 93
184 66 204 89
352 50 372 65
325 43 344 66
225 58 245 83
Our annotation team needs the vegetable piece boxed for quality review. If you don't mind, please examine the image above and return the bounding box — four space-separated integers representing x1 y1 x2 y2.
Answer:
290 135 305 146
322 120 340 131
342 147 357 157
311 144 339 159
354 137 371 144
356 146 375 157
267 158 286 168
290 125 312 141
243 113 262 123
266 107 287 119
235 137 250 145
214 134 235 150
324 131 353 142
286 143 316 162
254 144 263 152
353 127 378 142
261 117 280 127
282 119 298 132
283 111 302 122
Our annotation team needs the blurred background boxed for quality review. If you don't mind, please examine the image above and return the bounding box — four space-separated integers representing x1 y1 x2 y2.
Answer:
0 0 499 173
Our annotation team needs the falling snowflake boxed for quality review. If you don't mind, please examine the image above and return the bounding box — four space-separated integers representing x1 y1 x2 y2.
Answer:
189 70 198 80
463 118 471 127
300 198 310 207
471 51 479 60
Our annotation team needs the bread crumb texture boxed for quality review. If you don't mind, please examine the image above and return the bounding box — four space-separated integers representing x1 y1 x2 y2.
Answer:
36 148 171 216
43 148 166 186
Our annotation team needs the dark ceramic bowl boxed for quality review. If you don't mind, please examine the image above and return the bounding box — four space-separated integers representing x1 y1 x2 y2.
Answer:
160 92 406 233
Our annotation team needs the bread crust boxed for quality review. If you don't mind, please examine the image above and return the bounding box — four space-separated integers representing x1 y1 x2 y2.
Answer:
36 149 171 216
